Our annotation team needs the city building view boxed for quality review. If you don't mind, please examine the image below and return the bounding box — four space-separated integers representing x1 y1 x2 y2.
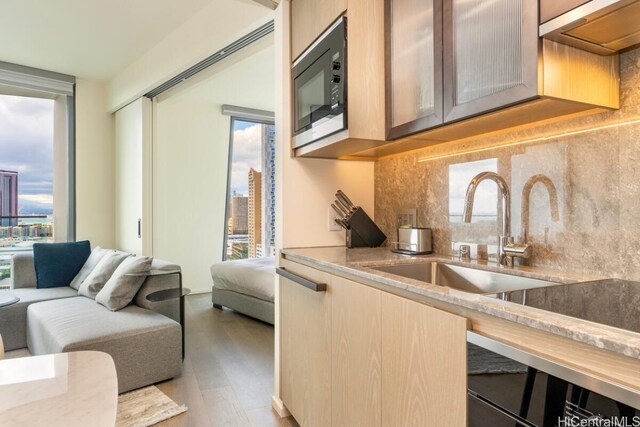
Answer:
225 120 275 260
248 168 262 258
0 95 55 286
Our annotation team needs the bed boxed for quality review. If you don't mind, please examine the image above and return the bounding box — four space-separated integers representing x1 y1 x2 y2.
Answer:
210 256 275 325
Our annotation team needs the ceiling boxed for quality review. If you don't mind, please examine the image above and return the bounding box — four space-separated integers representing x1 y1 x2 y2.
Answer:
0 0 267 81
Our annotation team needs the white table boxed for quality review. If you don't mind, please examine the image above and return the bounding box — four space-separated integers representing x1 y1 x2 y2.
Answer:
0 351 118 426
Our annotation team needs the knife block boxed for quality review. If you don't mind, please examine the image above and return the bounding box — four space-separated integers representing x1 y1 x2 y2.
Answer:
345 207 387 248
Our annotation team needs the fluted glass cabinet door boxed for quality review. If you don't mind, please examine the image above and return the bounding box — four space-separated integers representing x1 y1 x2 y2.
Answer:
443 0 539 123
386 0 443 140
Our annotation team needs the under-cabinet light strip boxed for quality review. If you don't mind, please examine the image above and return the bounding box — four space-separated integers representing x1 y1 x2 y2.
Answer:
417 117 640 163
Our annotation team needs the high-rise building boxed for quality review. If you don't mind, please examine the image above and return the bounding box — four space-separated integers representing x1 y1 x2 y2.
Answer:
248 168 262 258
231 241 248 260
231 195 248 235
0 170 18 227
261 125 276 255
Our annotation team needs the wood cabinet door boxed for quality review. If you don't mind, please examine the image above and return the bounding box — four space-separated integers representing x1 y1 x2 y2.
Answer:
331 276 382 427
279 262 332 427
291 0 347 61
443 0 539 123
381 293 468 427
386 0 444 140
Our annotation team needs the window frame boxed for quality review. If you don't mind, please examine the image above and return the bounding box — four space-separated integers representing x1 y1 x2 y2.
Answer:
222 106 275 261
0 61 76 243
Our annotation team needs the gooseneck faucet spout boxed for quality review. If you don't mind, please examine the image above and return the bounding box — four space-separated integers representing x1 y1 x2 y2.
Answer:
463 171 511 236
463 171 529 266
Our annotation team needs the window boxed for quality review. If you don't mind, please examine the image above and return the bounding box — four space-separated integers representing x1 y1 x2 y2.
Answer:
0 62 75 287
448 158 499 223
223 117 276 261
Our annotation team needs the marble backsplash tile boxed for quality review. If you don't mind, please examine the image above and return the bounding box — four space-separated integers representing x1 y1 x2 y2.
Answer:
375 46 640 280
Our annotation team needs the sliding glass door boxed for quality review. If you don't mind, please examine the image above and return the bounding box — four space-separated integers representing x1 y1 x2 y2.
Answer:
152 35 275 293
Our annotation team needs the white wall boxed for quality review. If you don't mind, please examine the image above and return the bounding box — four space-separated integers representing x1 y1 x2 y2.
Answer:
107 0 273 112
154 37 274 293
114 98 152 255
75 79 115 248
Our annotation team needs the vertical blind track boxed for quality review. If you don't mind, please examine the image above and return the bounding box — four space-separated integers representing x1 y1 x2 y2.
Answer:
144 20 274 99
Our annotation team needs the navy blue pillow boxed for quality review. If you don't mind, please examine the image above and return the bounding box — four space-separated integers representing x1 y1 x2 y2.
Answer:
33 241 91 288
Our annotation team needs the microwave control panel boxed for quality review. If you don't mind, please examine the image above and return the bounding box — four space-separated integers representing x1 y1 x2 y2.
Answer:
330 51 342 110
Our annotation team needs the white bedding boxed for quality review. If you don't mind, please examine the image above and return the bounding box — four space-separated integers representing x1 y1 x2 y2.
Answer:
210 257 275 302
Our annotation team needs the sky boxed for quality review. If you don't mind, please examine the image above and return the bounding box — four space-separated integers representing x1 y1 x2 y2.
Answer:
448 157 498 218
229 120 263 196
0 94 54 214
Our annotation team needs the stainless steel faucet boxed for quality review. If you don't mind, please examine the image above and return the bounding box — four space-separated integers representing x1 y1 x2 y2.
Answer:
463 171 531 266
521 174 560 243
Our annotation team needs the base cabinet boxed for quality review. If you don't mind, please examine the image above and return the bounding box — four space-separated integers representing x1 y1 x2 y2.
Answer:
280 261 332 427
381 292 468 426
280 259 469 426
331 275 382 427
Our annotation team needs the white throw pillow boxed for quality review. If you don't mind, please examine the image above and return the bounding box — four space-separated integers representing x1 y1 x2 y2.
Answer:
95 256 153 311
77 251 130 299
69 247 111 290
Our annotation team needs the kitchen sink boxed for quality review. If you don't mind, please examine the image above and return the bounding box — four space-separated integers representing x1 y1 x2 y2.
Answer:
369 262 559 295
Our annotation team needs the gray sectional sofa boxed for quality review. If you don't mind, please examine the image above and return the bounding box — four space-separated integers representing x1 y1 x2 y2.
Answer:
1 252 183 393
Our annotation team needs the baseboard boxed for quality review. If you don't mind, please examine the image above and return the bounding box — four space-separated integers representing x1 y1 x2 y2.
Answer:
271 395 291 418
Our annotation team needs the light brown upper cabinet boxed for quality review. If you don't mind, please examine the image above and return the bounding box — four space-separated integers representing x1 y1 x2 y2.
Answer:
386 0 444 139
291 0 387 159
291 0 347 61
293 0 619 159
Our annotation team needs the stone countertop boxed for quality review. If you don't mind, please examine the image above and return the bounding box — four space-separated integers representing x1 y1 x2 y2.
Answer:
280 246 640 360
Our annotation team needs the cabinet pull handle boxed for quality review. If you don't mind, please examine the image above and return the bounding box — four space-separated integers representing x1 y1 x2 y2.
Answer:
137 218 142 238
276 267 327 292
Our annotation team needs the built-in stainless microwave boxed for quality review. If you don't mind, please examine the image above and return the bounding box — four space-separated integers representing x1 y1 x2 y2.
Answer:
292 17 346 149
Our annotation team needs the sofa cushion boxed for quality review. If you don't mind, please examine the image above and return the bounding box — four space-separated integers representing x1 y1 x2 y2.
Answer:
27 296 182 393
33 241 91 288
77 251 130 299
10 252 37 289
0 287 77 351
96 256 153 311
69 247 112 290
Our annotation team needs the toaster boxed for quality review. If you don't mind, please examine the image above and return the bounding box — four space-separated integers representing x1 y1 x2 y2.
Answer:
392 227 433 255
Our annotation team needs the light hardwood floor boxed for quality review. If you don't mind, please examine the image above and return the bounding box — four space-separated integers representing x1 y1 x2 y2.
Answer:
155 293 298 427
4 293 296 426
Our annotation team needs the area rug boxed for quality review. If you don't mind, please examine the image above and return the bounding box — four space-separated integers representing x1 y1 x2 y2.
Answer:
116 385 188 427
468 343 528 375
